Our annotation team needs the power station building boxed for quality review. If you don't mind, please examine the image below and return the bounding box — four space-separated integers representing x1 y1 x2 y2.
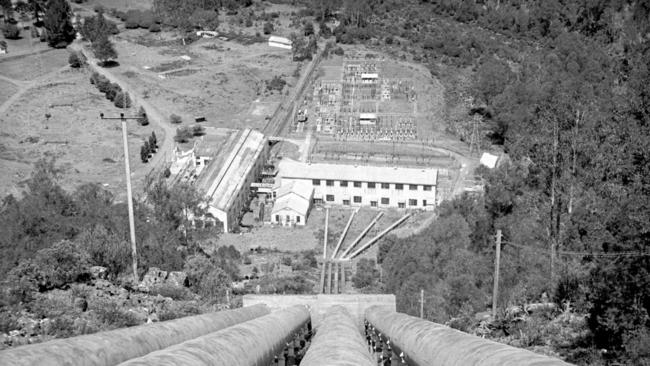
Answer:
196 128 269 232
278 159 437 210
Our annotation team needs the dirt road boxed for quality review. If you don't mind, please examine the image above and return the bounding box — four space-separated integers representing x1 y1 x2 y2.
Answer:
70 41 175 179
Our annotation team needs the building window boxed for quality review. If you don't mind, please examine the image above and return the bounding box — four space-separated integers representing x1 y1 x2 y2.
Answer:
398 202 406 208
381 183 389 189
409 199 417 206
326 180 334 186
340 180 348 187
409 184 418 190
423 185 432 191
423 199 427 207
368 182 376 189
343 199 350 205
381 197 389 205
353 181 362 188
286 215 290 222
326 194 335 202
312 179 321 186
314 198 323 204
395 184 403 190
353 196 362 203
275 215 279 222
296 216 300 223
370 201 377 207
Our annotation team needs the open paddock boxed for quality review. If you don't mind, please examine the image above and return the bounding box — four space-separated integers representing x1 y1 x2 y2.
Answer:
104 28 298 131
0 48 69 81
0 69 164 198
0 79 18 105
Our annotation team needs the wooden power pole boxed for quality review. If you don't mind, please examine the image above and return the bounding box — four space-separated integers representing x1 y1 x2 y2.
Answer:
492 230 502 318
100 112 140 284
420 289 424 319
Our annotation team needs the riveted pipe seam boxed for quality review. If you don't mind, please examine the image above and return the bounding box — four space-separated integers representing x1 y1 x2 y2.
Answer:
301 305 375 366
365 307 574 366
0 304 270 366
117 305 311 366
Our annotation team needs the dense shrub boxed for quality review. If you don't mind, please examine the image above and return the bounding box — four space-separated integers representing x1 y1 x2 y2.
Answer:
8 240 91 291
137 106 149 125
263 21 273 35
148 23 161 32
124 10 140 29
170 114 182 124
68 52 82 68
114 91 132 108
266 75 286 92
149 283 193 300
174 127 193 143
3 24 21 39
92 299 140 327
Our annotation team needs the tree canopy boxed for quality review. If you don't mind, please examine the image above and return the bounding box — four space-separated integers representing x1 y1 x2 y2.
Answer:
43 0 75 48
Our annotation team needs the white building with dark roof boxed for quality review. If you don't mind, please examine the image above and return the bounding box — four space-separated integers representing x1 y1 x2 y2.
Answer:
196 128 270 232
278 160 437 210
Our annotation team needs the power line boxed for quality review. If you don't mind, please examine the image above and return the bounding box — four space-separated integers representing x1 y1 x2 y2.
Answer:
502 240 650 258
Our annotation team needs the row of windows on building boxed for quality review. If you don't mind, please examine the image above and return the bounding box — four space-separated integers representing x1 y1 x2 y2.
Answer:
275 215 301 223
312 179 432 191
315 195 428 208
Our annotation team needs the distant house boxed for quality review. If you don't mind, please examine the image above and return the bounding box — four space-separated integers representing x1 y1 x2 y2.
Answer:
359 113 378 125
360 73 379 84
271 180 313 226
0 41 7 54
268 35 292 50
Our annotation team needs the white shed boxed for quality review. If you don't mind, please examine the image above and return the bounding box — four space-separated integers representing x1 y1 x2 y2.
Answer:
271 180 313 226
268 35 292 50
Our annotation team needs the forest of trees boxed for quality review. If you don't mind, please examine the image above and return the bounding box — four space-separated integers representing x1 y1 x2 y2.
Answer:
311 0 650 364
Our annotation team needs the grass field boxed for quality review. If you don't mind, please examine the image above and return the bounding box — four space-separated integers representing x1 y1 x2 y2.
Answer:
0 79 18 105
0 49 69 81
106 27 298 131
0 68 163 198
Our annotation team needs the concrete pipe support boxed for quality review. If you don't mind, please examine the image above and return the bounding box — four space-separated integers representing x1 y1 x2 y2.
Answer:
0 304 270 366
301 305 375 366
365 306 574 366
118 305 311 366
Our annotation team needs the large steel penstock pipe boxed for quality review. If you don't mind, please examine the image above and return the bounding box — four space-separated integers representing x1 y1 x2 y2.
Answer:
300 305 375 366
365 306 574 366
0 304 270 366
118 305 311 366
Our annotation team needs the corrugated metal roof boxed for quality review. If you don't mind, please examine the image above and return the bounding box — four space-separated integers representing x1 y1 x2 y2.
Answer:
194 131 241 194
205 129 266 211
279 159 437 186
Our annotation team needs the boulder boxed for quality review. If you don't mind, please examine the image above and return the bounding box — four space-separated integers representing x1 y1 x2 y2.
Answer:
166 271 188 287
90 266 108 280
139 267 167 292
17 317 39 336
39 318 52 335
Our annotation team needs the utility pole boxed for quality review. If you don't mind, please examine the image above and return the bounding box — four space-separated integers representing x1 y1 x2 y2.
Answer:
100 111 141 284
420 289 424 319
492 230 502 318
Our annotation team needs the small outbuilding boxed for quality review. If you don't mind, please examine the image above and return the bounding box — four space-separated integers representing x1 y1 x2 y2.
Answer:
271 180 313 226
268 35 292 50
